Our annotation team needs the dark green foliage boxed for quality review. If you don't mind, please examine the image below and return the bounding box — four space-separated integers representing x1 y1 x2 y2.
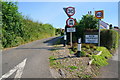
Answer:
80 51 86 57
2 2 24 48
2 2 55 48
100 29 119 49
109 24 113 29
55 28 64 36
79 14 98 29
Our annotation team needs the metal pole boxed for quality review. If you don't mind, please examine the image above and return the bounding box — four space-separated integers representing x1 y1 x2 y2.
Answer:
77 38 81 57
70 32 72 47
98 19 100 46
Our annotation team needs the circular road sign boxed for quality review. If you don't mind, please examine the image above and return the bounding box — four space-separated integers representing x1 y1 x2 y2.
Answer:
66 18 76 27
66 7 75 16
95 10 104 19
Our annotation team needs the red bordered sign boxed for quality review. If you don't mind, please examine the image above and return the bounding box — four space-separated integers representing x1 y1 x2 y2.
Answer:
66 7 75 16
66 18 76 27
95 10 104 19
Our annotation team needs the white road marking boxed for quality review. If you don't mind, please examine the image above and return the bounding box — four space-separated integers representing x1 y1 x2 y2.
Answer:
0 58 27 80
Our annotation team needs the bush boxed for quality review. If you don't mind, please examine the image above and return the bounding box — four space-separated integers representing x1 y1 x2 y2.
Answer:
100 29 119 49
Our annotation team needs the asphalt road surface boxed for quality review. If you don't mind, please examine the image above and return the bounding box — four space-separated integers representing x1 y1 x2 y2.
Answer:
1 37 61 79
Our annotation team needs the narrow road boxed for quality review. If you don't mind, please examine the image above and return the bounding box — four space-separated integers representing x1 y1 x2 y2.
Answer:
1 37 61 79
96 43 120 79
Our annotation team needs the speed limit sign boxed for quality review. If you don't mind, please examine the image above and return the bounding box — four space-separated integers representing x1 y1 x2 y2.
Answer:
66 7 75 16
66 18 76 27
95 10 104 19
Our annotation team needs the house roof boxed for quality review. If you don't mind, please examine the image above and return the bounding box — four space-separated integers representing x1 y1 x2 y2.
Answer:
99 20 109 29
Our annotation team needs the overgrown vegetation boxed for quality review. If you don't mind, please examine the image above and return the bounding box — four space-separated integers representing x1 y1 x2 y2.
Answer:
71 43 112 66
2 2 55 48
89 47 112 66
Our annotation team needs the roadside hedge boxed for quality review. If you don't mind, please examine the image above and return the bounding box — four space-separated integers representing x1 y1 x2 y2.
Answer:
100 29 119 49
2 2 55 48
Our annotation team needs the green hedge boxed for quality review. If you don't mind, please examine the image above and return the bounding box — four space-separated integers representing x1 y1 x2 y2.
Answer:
100 29 119 49
2 2 55 48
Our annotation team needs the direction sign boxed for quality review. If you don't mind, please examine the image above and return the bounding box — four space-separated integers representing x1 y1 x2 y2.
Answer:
66 7 75 16
66 18 76 27
95 10 104 19
85 35 98 43
67 28 76 32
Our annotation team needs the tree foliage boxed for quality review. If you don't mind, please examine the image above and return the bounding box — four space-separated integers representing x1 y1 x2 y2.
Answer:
79 14 98 29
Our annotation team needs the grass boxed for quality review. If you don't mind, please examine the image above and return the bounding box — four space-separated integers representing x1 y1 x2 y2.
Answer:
68 66 78 70
91 47 112 66
69 49 74 54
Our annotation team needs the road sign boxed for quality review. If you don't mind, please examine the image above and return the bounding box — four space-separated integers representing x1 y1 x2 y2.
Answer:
66 7 75 16
95 10 104 19
85 35 98 43
67 28 76 32
66 18 76 27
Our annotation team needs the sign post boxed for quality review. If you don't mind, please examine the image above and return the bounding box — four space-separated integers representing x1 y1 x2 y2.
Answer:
66 17 76 47
64 7 76 47
98 19 101 46
95 10 104 46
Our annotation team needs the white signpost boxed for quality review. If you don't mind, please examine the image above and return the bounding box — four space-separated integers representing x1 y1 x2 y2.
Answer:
85 35 98 43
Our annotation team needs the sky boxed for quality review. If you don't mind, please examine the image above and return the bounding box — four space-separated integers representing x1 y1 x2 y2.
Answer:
17 2 119 29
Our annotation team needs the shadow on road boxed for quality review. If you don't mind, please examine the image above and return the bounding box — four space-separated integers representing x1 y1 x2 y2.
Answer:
43 36 63 45
15 36 63 51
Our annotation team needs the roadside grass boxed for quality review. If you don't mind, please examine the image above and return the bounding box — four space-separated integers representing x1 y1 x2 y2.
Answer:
68 66 78 70
49 56 57 67
69 49 74 54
